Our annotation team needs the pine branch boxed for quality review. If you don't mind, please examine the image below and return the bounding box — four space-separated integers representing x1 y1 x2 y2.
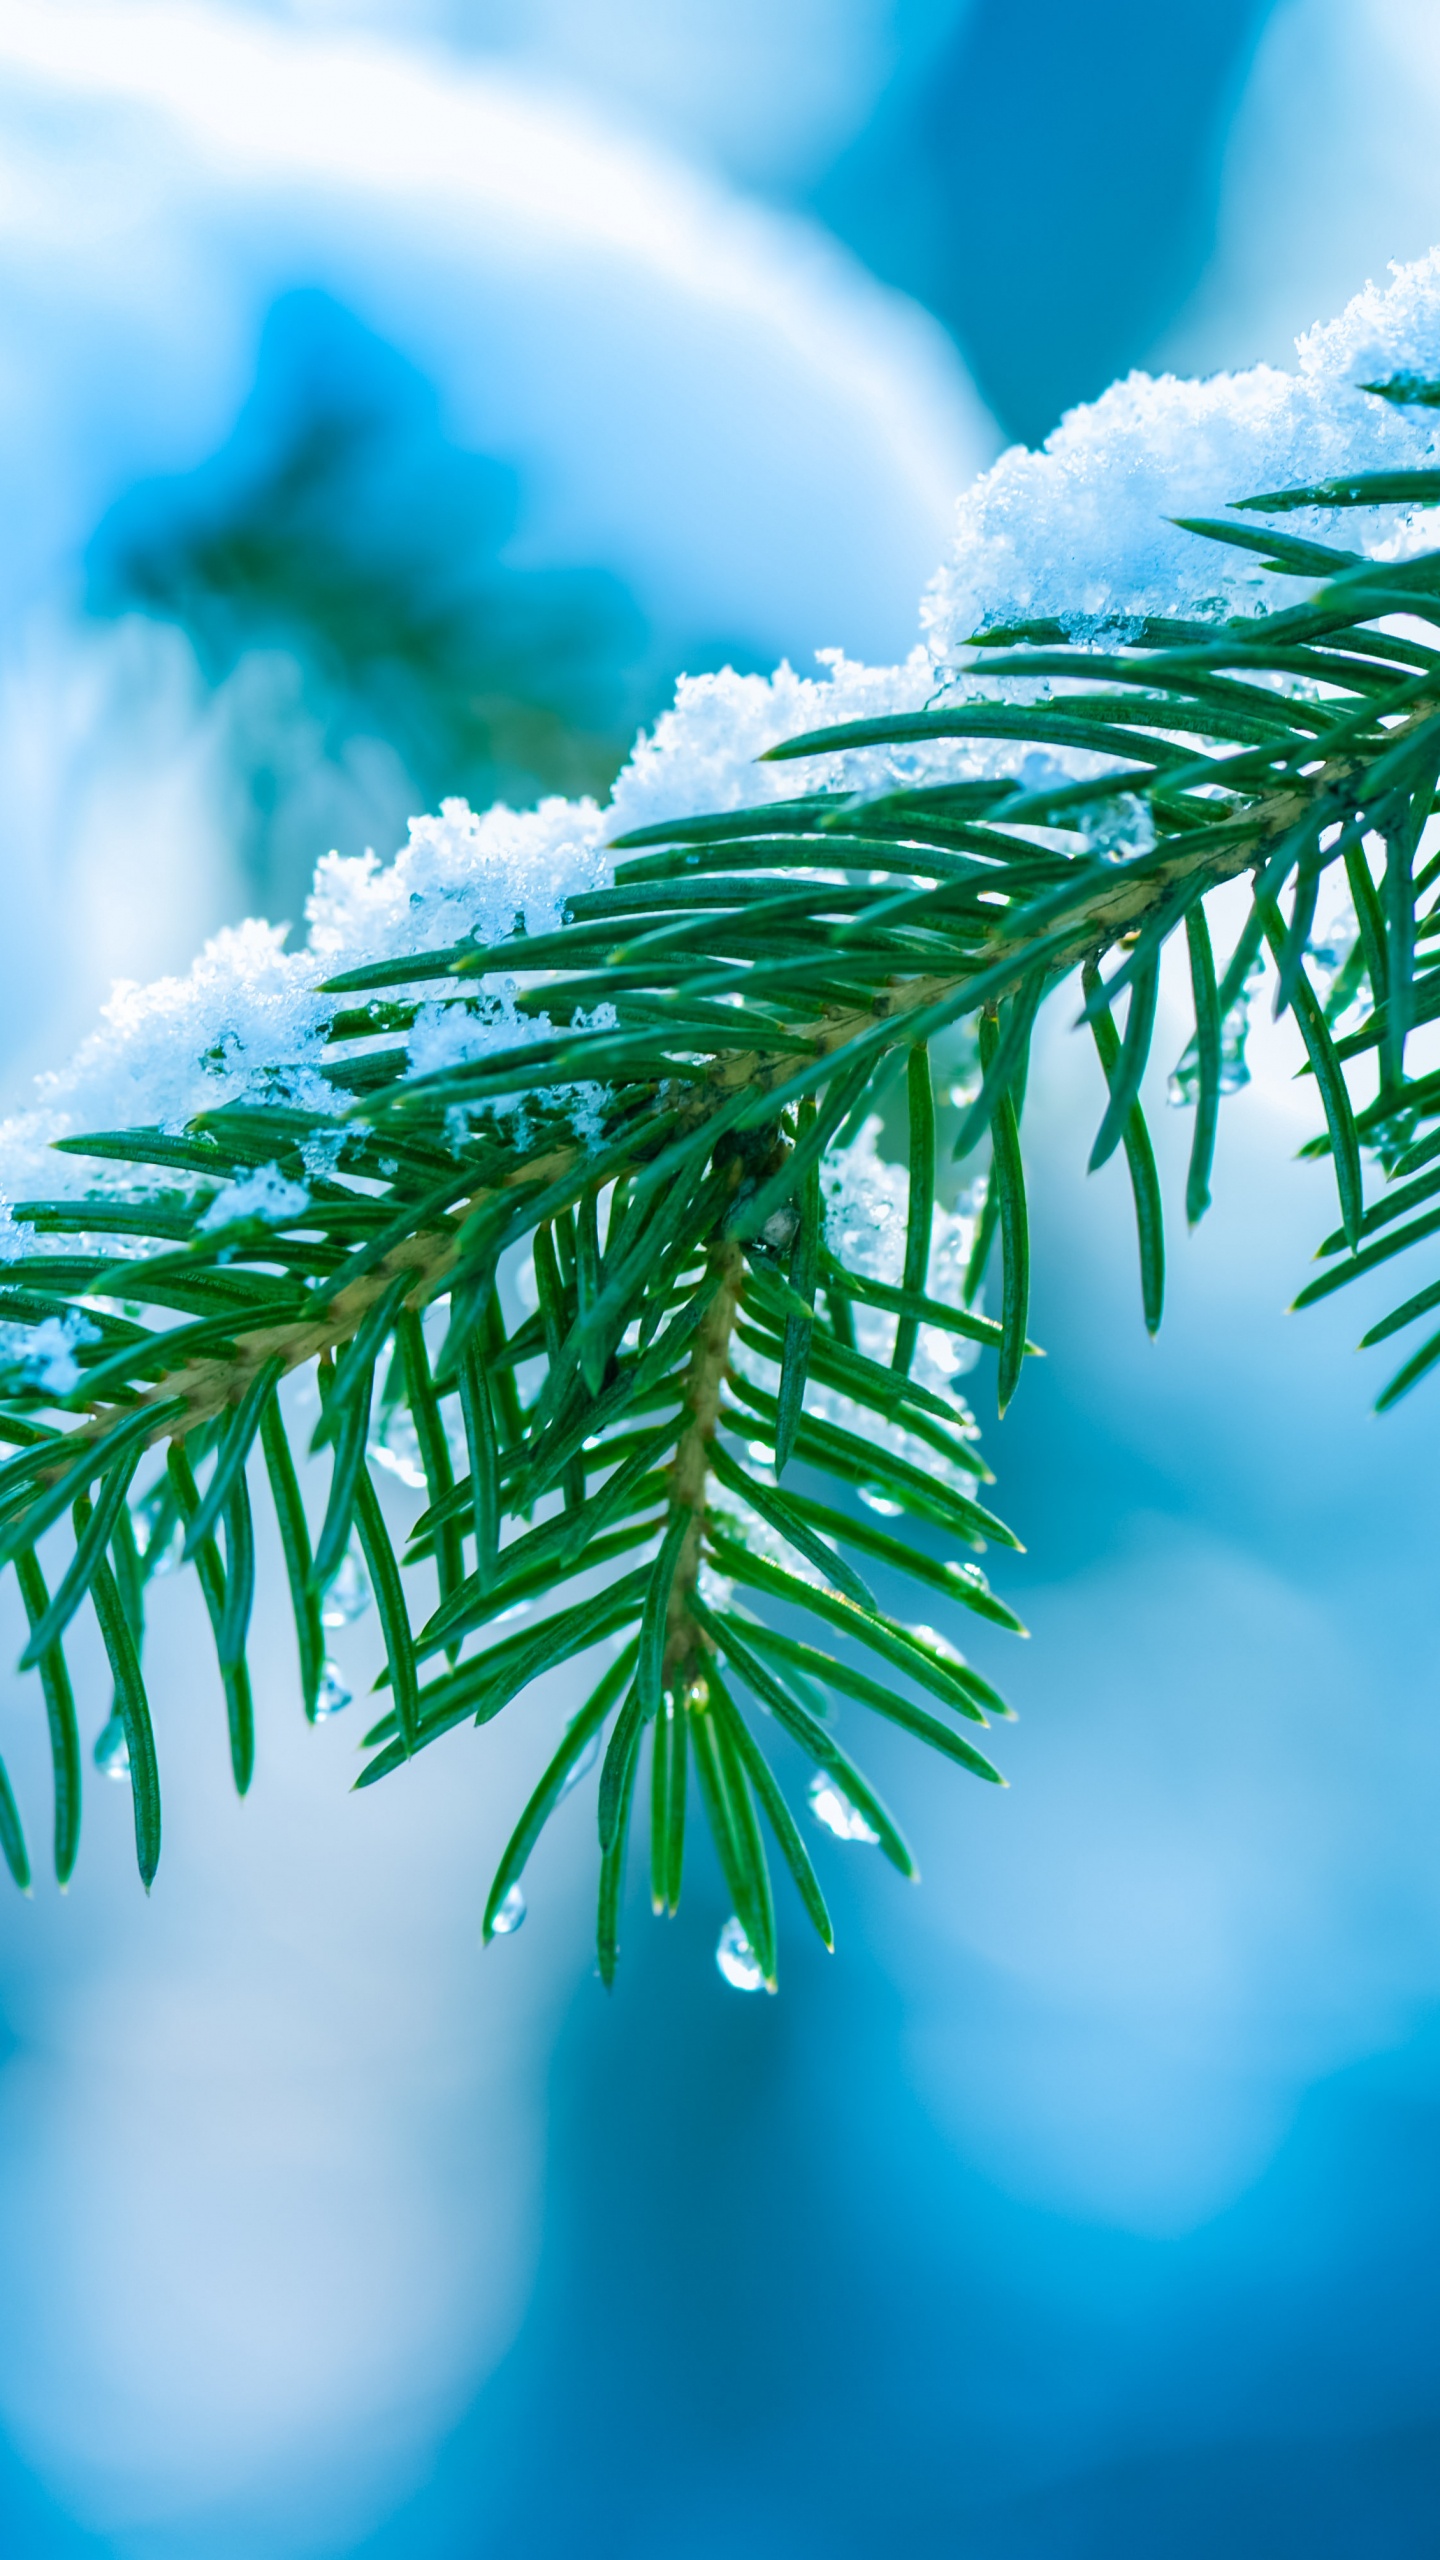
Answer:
0 422 1438 1987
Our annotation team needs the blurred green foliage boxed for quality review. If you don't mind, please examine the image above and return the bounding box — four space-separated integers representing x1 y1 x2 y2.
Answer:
86 292 656 911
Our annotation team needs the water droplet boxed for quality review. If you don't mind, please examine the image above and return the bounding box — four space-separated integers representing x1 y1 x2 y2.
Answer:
93 1715 130 1782
860 1486 903 1518
808 1770 879 1843
493 1600 531 1628
559 1731 601 1796
1169 953 1266 1107
321 1547 371 1627
1168 1051 1198 1107
1306 909 1357 1002
685 1676 710 1710
368 1409 426 1490
371 1445 425 1491
1221 1017 1258 1096
908 1622 964 1664
314 1661 352 1722
715 1915 766 1990
490 1883 527 1936
133 1485 183 1574
920 1327 966 1382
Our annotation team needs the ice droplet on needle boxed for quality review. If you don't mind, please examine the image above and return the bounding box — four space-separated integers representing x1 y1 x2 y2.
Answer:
93 1715 129 1782
715 1916 766 1990
314 1662 352 1722
321 1547 371 1627
558 1731 601 1796
808 1770 879 1843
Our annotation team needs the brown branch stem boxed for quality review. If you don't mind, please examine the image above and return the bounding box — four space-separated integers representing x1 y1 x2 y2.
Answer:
661 1235 743 1695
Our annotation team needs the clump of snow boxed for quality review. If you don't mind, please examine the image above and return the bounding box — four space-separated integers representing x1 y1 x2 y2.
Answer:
7 249 1440 1228
0 1204 35 1263
405 988 531 1084
606 650 947 836
0 803 620 1210
0 1310 99 1398
925 246 1440 653
404 989 617 1160
197 1162 311 1234
299 1127 350 1181
305 795 610 963
403 990 617 1083
0 918 337 1207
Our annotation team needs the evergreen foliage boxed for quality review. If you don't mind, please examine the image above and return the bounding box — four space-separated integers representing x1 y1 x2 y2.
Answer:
4 377 1440 1986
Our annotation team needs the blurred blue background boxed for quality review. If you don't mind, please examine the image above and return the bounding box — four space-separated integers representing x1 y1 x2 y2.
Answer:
6 3 1440 2553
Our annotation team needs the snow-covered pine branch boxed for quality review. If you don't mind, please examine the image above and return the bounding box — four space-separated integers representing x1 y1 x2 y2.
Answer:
1 249 1439 1988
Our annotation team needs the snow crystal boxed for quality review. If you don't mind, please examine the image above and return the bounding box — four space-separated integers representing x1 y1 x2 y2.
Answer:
822 1113 983 1382
305 795 609 963
1086 794 1158 866
809 1114 985 1444
403 989 618 1161
711 1499 829 1592
696 1557 736 1614
0 1310 99 1398
0 1205 34 1263
404 988 534 1084
563 1083 611 1149
197 1162 311 1234
403 987 617 1082
823 1117 917 1287
299 1127 350 1181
